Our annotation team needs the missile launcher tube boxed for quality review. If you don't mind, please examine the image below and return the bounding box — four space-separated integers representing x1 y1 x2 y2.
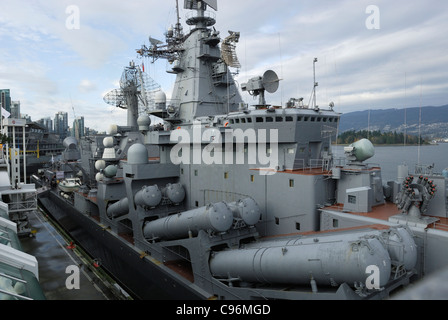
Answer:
227 198 260 226
143 201 234 240
134 185 162 208
107 197 129 219
163 183 186 204
209 236 391 287
384 227 417 271
238 226 416 272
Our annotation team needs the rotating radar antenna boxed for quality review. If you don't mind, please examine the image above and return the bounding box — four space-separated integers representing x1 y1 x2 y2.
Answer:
103 61 162 126
241 70 280 107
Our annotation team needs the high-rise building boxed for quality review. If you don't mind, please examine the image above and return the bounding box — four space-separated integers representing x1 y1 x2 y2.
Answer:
54 111 69 140
72 116 85 141
0 89 11 113
37 117 53 133
11 101 20 119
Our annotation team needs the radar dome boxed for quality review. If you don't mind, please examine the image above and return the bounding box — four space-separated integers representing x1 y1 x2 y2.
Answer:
95 160 106 171
108 124 118 135
128 143 148 164
95 172 104 182
103 137 115 148
137 115 151 131
103 165 118 178
155 90 167 104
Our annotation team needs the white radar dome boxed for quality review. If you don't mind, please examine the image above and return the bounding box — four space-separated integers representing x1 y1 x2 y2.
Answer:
137 115 151 131
103 137 115 148
128 143 148 165
95 160 106 171
108 124 118 135
95 172 105 182
155 90 167 104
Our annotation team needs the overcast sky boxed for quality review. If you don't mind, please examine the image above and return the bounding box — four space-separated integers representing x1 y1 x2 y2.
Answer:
1 0 447 132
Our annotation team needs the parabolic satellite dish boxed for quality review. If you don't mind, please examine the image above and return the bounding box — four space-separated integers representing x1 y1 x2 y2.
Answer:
241 70 280 106
262 70 280 94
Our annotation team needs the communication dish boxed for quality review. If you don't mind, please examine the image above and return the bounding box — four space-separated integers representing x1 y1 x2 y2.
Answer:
241 70 280 106
262 70 280 94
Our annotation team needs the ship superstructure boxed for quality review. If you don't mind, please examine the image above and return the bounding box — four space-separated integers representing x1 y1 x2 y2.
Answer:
34 0 448 300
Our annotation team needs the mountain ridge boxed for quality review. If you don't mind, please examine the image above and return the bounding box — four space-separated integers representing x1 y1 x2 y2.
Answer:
338 104 448 138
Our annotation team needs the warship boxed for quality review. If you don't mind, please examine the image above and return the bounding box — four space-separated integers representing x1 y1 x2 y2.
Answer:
0 123 46 300
34 0 448 300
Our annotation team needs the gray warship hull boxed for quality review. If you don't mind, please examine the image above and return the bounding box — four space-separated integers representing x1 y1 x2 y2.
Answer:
37 190 205 300
34 0 448 300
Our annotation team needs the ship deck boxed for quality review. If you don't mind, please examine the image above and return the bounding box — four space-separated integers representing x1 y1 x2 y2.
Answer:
253 165 382 176
323 202 448 232
252 167 332 176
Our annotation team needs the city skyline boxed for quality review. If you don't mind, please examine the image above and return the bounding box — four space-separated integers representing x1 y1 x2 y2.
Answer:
1 89 100 139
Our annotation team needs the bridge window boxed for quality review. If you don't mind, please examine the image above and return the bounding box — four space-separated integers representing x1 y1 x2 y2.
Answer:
348 195 356 204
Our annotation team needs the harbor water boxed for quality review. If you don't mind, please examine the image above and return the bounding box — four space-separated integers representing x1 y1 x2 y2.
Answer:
333 142 448 182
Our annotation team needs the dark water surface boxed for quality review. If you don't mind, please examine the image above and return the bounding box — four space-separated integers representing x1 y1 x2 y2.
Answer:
333 143 448 182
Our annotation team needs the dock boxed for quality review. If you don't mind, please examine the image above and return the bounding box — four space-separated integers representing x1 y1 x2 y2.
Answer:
20 208 129 300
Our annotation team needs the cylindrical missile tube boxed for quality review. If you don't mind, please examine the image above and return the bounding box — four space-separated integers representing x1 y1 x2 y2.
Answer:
164 183 186 204
135 185 162 208
143 201 233 240
382 227 417 271
226 225 416 271
209 236 391 287
107 198 129 219
227 198 260 227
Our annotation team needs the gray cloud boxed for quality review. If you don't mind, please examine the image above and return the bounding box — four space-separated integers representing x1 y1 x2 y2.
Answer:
1 0 447 131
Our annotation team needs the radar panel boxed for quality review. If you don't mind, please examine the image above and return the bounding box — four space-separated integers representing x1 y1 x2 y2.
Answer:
103 62 162 115
221 31 241 69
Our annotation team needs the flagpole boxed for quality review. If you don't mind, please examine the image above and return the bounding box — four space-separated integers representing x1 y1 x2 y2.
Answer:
0 101 3 138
